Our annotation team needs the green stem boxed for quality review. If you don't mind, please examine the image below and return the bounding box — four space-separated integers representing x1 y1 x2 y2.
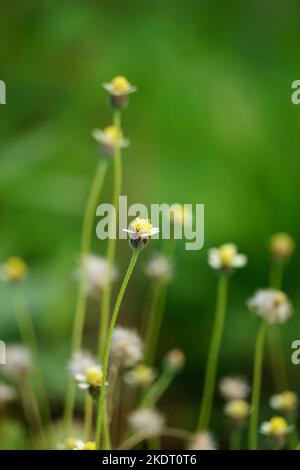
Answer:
103 406 111 450
84 393 93 441
140 368 175 409
229 428 242 450
11 288 51 444
197 273 229 431
95 248 139 449
98 110 122 360
64 158 108 433
248 321 268 450
144 282 168 366
268 262 289 392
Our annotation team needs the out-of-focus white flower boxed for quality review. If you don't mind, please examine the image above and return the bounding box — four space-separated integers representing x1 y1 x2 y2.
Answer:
68 351 99 378
3 345 32 379
111 327 143 368
68 351 102 394
219 376 250 401
102 76 137 109
145 254 173 283
76 255 118 297
92 126 129 157
224 399 250 421
260 416 292 442
0 257 28 283
128 409 165 436
208 244 247 271
124 364 156 388
124 218 159 250
270 391 298 414
247 289 292 325
74 440 96 450
187 432 217 450
0 383 16 408
103 76 137 96
269 233 295 262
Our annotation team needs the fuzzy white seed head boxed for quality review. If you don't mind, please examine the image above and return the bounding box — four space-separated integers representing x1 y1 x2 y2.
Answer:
128 408 165 436
76 255 118 298
219 376 250 401
111 327 143 368
187 432 217 450
4 345 32 379
145 253 173 283
247 289 292 324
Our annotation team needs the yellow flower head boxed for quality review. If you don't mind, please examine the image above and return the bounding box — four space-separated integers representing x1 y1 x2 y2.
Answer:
102 76 137 109
64 437 78 450
124 218 159 250
103 126 123 143
2 257 27 282
269 416 289 435
209 244 247 271
86 367 102 388
270 391 298 413
132 219 153 235
125 364 156 387
111 76 130 93
224 399 250 421
270 233 295 261
274 291 287 307
82 441 96 450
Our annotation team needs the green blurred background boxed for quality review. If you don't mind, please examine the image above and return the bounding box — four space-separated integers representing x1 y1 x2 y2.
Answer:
1 0 300 445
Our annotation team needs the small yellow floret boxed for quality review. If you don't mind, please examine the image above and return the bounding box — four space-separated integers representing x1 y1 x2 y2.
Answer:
103 126 122 142
111 76 129 93
4 257 27 282
132 218 152 235
64 437 78 450
274 291 286 307
224 399 249 420
131 364 154 386
82 441 96 450
270 233 295 259
86 367 102 387
219 244 237 267
269 416 288 434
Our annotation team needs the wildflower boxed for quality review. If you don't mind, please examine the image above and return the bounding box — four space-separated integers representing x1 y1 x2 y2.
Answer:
124 218 159 250
260 416 292 445
68 351 99 378
128 408 165 436
76 255 118 297
111 327 143 368
270 391 298 414
3 345 32 379
0 383 16 409
187 432 217 450
208 244 247 271
145 253 173 284
269 233 295 262
224 399 250 422
74 440 96 450
0 257 27 283
164 349 185 371
103 76 137 109
62 437 81 450
124 364 156 387
219 376 250 401
92 126 129 158
247 289 293 324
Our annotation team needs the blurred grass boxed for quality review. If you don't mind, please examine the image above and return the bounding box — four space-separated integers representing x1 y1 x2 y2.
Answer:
1 0 300 435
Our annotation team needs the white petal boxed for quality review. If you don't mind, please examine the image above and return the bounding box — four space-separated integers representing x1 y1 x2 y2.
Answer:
233 254 248 268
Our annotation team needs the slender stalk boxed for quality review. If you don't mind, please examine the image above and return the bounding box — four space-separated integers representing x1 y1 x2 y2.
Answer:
95 248 139 449
198 273 229 431
229 428 242 450
140 368 175 409
248 321 267 450
103 407 111 450
118 427 192 450
144 281 167 365
98 110 122 360
11 287 51 444
268 262 289 391
83 393 93 441
19 376 47 449
64 159 108 433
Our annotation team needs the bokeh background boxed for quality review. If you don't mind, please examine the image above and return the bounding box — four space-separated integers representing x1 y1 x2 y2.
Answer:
1 0 300 448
